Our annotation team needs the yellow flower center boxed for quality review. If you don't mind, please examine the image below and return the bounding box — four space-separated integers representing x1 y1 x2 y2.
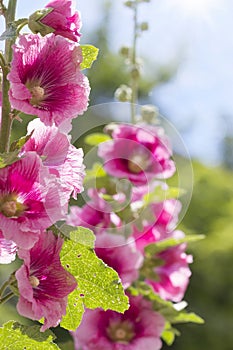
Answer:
107 320 135 344
128 153 150 174
29 276 40 288
29 86 45 106
0 194 27 218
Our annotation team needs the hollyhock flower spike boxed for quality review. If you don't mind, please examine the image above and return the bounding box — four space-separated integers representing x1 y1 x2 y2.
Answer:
0 230 17 264
8 34 90 127
94 233 143 289
98 123 176 185
0 152 65 249
72 293 165 350
23 118 85 201
16 230 77 331
29 0 82 42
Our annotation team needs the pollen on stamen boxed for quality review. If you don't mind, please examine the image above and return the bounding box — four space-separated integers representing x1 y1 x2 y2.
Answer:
30 86 45 106
29 275 40 288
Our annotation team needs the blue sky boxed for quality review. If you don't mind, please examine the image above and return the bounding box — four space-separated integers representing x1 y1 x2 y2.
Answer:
2 0 233 165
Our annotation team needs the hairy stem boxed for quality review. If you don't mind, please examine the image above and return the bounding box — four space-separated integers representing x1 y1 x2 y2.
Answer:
0 0 17 153
0 292 14 305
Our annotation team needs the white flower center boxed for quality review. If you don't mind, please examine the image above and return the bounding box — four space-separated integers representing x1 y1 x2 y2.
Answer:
0 195 27 218
107 320 135 344
128 153 150 174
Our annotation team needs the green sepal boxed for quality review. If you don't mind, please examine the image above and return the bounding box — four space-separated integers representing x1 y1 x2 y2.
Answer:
0 150 21 169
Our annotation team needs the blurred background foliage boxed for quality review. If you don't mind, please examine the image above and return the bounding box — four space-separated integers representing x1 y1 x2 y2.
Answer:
1 1 233 349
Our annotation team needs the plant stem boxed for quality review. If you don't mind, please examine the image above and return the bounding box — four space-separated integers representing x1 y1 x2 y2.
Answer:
130 3 139 124
0 0 17 153
0 280 9 297
0 292 14 305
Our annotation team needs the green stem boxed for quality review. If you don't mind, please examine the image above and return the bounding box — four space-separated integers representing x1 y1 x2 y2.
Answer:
0 280 9 297
0 0 17 153
130 3 139 124
0 292 14 305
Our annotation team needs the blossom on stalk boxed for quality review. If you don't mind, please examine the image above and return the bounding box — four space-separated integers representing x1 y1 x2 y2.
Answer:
72 293 165 350
145 231 193 302
23 118 85 201
67 189 121 234
16 230 77 331
95 233 143 289
98 123 175 185
41 0 82 41
8 34 90 127
0 230 17 264
0 152 65 249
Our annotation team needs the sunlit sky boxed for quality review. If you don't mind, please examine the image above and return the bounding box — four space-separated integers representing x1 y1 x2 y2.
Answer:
2 0 233 165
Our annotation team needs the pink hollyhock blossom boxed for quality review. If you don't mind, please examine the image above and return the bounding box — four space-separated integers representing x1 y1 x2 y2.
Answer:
98 124 175 185
146 231 193 302
0 152 65 249
0 230 17 264
67 189 121 234
8 34 90 127
41 0 82 42
16 230 77 331
23 118 85 201
72 293 165 350
95 233 143 289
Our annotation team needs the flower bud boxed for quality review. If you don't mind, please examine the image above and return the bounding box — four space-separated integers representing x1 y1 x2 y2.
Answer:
28 9 55 36
119 46 131 58
131 66 141 79
141 105 159 123
115 85 132 102
140 22 149 31
124 1 135 8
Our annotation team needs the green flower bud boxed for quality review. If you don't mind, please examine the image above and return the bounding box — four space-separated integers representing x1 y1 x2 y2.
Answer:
140 22 149 31
141 105 159 123
124 1 135 8
119 46 131 58
28 9 55 36
131 66 141 79
115 85 132 102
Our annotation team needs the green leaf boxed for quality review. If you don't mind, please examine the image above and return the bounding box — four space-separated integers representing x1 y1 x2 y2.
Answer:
145 235 205 256
10 131 34 152
162 322 180 346
129 282 204 325
60 228 129 331
80 45 99 70
84 162 107 183
144 186 186 205
0 150 20 169
0 321 59 350
84 133 111 146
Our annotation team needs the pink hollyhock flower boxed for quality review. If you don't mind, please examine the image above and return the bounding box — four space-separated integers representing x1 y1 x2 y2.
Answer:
98 124 175 185
0 230 17 264
8 34 90 127
16 230 77 331
146 231 193 302
0 152 65 249
95 233 143 289
67 189 121 234
23 118 85 201
41 0 82 42
72 293 165 350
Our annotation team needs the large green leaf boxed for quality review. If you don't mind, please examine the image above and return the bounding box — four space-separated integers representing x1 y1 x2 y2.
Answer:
80 45 99 70
0 321 59 350
60 228 129 331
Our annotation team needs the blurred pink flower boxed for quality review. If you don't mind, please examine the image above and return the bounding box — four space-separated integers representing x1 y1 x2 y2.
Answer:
146 231 193 302
0 230 17 264
41 0 82 42
8 34 90 127
16 230 77 331
72 293 165 350
67 189 121 234
95 233 143 289
98 124 175 185
0 152 65 249
23 118 85 201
